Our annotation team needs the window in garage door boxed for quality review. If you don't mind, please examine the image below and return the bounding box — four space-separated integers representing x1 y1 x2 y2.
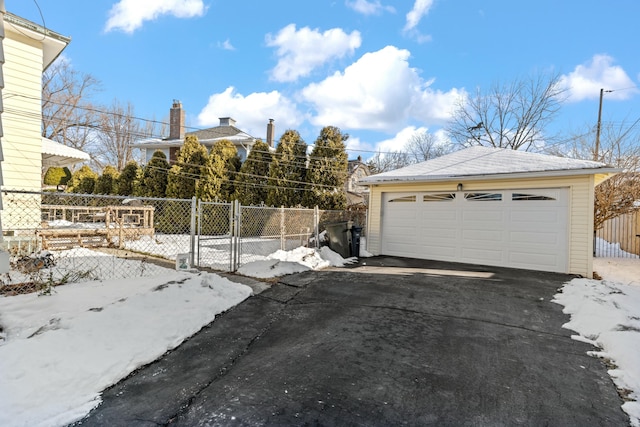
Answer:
464 192 502 201
512 193 556 201
423 193 455 202
389 195 416 202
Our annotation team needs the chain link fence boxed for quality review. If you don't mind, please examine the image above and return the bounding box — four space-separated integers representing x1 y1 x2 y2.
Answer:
1 190 194 296
1 190 367 296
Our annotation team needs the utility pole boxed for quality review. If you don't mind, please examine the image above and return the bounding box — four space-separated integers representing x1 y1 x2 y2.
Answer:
594 88 613 161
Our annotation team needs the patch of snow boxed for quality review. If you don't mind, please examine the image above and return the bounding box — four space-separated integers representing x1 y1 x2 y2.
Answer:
236 246 358 279
596 237 639 259
0 269 252 427
554 257 640 426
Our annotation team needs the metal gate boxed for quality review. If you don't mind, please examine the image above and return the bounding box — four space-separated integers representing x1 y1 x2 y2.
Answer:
236 205 318 269
196 200 235 271
195 202 361 272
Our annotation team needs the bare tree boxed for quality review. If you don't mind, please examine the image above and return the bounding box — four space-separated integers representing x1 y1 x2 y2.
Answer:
367 130 451 174
447 72 566 151
42 59 101 153
367 151 410 174
552 120 640 229
94 101 141 171
405 130 451 163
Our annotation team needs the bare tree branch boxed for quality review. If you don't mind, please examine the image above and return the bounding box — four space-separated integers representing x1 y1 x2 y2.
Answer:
94 101 140 171
446 72 567 151
42 59 101 154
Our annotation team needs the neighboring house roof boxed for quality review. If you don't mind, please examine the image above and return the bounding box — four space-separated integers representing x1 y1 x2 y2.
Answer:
41 138 90 168
134 124 256 150
360 146 620 185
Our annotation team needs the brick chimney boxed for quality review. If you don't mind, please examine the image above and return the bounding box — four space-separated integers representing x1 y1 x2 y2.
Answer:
266 119 275 147
169 100 185 140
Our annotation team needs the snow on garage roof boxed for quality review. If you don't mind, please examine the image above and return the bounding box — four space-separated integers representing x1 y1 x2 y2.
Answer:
360 146 620 184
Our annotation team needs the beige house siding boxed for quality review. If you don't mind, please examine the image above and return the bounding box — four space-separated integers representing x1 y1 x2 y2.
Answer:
366 174 596 278
1 31 44 229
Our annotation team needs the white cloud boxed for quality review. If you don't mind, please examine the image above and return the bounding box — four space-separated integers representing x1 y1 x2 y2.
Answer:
266 24 362 82
560 54 639 102
218 39 235 51
374 126 428 153
346 0 395 15
105 0 206 34
404 0 434 32
197 87 303 139
301 46 465 132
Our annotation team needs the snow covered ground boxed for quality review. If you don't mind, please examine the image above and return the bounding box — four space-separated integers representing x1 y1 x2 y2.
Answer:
554 257 640 426
0 240 638 427
0 245 357 427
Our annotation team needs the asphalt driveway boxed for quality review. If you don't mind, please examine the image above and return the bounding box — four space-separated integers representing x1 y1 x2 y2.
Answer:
75 257 628 426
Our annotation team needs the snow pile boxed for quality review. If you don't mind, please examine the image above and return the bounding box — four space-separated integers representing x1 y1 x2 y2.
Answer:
596 237 640 259
0 271 252 427
554 258 640 426
237 246 358 279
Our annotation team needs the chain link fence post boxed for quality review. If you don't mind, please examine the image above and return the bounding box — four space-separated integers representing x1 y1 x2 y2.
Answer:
280 206 285 251
190 196 197 267
314 206 319 248
232 199 240 272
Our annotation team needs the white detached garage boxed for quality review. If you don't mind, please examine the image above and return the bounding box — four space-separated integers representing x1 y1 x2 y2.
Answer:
360 147 618 278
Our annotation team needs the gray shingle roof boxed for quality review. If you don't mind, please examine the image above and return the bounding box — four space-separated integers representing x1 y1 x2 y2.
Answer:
188 126 246 141
361 146 619 184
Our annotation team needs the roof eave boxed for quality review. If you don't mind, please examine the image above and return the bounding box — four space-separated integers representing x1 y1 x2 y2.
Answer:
360 167 622 186
4 12 70 70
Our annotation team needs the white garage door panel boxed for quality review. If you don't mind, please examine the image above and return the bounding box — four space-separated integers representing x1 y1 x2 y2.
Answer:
509 251 559 268
510 209 560 223
463 229 503 241
381 188 569 273
510 230 559 245
462 247 503 263
462 207 503 218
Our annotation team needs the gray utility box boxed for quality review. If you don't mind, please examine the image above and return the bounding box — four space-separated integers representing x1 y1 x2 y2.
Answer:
324 221 353 258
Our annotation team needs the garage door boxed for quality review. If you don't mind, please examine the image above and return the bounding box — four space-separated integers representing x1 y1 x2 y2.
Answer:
381 188 569 272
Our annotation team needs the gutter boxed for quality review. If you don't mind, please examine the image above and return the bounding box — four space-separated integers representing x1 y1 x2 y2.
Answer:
360 167 622 186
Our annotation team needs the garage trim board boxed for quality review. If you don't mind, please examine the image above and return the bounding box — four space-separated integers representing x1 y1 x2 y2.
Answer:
381 188 569 273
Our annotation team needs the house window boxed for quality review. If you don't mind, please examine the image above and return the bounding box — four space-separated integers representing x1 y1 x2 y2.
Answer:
464 192 502 201
423 193 455 202
512 193 556 201
388 195 416 203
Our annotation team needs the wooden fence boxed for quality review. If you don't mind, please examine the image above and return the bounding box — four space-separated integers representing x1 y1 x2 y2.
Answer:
596 210 640 257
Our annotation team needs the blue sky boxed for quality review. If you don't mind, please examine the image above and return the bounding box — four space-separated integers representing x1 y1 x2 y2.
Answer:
10 0 640 159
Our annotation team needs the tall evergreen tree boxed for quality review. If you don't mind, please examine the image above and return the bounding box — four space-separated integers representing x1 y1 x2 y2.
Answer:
117 160 142 196
95 165 119 195
266 130 307 207
198 139 241 202
140 150 169 198
166 135 208 199
67 165 98 194
233 140 272 205
303 126 348 209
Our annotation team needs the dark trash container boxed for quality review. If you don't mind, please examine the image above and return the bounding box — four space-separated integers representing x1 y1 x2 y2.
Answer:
350 226 363 257
324 221 352 258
